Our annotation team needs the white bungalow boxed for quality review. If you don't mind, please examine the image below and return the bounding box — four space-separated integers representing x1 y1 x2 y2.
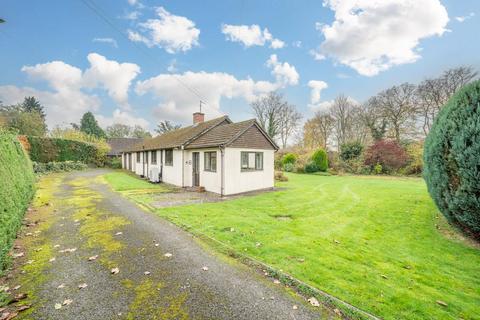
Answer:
120 112 279 196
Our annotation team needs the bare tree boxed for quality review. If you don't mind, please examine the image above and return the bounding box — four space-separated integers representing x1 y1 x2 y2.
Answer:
278 104 302 149
376 83 418 142
417 66 477 135
251 92 288 140
329 94 358 148
359 97 387 141
303 111 334 149
155 120 181 135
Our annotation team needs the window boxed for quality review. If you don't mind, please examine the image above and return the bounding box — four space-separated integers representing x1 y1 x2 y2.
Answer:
204 151 217 172
241 152 263 171
151 151 157 164
165 149 173 166
144 151 148 163
136 152 140 163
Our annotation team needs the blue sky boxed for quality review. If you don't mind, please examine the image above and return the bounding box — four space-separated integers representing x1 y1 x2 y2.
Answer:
1 0 479 132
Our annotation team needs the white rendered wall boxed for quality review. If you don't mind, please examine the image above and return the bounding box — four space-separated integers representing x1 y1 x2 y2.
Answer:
223 148 274 195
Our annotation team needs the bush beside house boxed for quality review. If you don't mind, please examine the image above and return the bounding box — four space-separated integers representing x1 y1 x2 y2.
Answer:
0 131 35 270
27 136 106 166
424 80 480 238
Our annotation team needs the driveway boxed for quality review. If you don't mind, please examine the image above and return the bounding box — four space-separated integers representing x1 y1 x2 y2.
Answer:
4 170 335 320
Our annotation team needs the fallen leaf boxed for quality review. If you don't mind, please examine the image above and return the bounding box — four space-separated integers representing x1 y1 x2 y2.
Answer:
57 284 65 289
111 267 119 275
308 297 320 307
25 233 33 236
334 308 342 316
49 257 56 262
1 311 18 320
202 266 209 271
144 271 151 276
292 305 298 310
78 283 88 289
12 286 21 291
88 255 98 261
54 303 62 310
35 248 42 252
273 279 280 284
25 260 34 265
334 239 340 244
74 220 79 223
230 227 235 232
12 253 24 259
62 299 73 306
381 275 388 279
17 305 31 312
164 253 172 258
154 243 160 247
436 300 448 307
114 232 123 236
53 245 60 248
0 286 9 292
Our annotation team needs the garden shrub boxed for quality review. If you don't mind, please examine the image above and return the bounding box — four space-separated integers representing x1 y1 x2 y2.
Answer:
274 171 288 182
106 157 122 169
340 141 363 161
283 163 295 172
364 140 408 173
404 141 424 175
32 161 88 174
311 149 328 172
424 80 480 238
0 131 35 270
27 136 106 166
282 153 297 166
304 161 319 173
374 164 383 174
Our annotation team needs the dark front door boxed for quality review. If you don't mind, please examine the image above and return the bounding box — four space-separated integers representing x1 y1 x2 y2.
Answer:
128 153 132 170
192 152 200 187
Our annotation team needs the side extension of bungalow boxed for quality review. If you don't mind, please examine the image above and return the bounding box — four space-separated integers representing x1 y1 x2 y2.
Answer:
120 112 279 196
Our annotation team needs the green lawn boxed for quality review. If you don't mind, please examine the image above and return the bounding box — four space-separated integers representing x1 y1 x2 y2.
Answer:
105 171 480 320
103 171 171 192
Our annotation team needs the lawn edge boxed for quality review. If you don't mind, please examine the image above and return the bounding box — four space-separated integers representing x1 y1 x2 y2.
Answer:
105 177 381 320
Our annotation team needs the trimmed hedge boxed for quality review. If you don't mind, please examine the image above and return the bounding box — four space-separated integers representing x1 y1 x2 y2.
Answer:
424 80 480 238
27 136 100 165
0 131 35 270
33 161 88 174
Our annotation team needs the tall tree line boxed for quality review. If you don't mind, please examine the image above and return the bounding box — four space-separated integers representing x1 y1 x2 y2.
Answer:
303 66 477 150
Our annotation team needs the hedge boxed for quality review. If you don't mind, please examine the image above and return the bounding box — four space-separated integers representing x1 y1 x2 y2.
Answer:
27 136 101 165
0 131 35 270
424 80 480 238
32 161 88 174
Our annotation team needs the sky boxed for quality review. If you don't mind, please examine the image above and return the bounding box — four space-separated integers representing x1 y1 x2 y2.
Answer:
1 0 479 133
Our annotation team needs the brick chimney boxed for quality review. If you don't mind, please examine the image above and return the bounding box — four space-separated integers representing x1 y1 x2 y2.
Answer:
193 112 205 124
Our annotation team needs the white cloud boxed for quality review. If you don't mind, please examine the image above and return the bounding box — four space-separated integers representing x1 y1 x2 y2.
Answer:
315 0 449 76
83 53 140 109
455 12 475 23
123 11 141 20
266 54 299 87
0 54 143 128
96 109 149 128
92 37 118 48
135 71 281 124
127 0 137 5
308 80 328 105
292 41 302 48
128 7 200 53
309 49 326 61
167 59 177 73
221 24 284 49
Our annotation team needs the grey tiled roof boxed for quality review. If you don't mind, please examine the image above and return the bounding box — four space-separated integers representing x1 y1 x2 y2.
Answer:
107 138 144 156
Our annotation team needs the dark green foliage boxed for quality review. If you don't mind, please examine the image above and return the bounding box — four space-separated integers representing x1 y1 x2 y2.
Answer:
311 149 328 172
21 96 46 120
32 161 87 174
304 161 319 173
282 153 297 166
424 80 480 238
0 104 47 136
106 157 122 169
0 130 35 270
283 163 294 172
80 112 106 138
340 141 364 161
27 136 102 165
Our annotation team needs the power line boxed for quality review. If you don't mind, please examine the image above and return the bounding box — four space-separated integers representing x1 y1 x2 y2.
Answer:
79 0 216 114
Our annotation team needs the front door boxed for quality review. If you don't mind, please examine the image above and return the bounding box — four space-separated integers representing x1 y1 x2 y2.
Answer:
192 152 200 187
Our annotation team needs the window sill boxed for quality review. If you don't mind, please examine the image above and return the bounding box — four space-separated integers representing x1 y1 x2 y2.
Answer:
241 169 263 172
204 169 217 173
